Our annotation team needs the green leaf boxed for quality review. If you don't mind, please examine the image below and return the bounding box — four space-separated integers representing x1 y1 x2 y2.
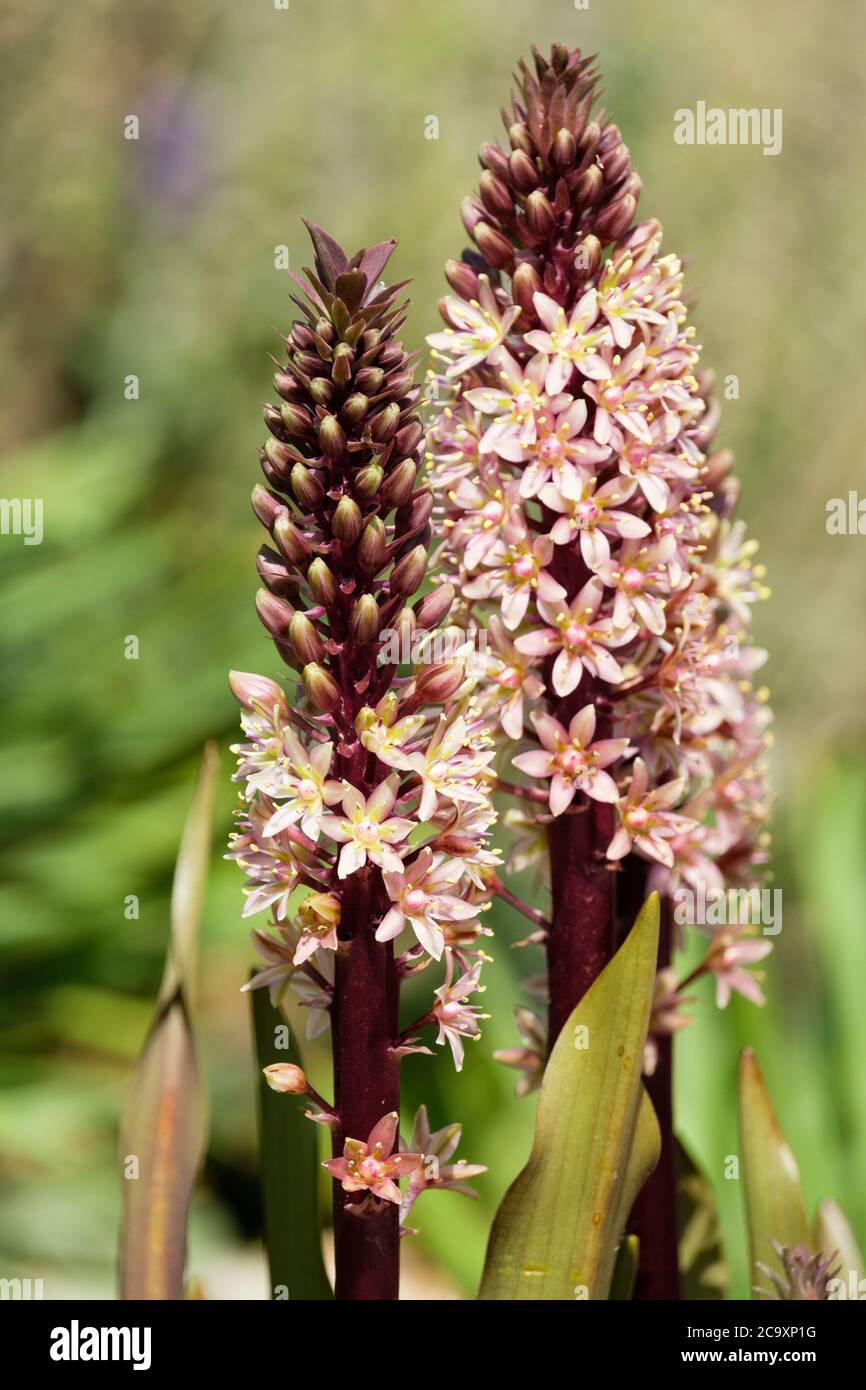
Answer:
738 1048 811 1297
609 1234 640 1300
250 988 332 1300
676 1138 728 1299
478 894 661 1301
118 744 217 1299
814 1198 865 1293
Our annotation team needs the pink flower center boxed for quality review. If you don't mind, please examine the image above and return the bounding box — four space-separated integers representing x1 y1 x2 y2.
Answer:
629 445 650 466
575 500 598 524
356 817 378 842
512 555 534 579
405 889 427 911
623 567 643 590
628 806 650 830
601 384 624 409
558 747 585 776
564 623 587 648
481 500 504 523
298 778 317 799
499 666 521 689
440 1000 462 1021
358 1156 385 1183
540 435 563 459
515 391 534 413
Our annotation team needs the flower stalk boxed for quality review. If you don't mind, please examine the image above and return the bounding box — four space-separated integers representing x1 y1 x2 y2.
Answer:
230 223 492 1299
427 44 773 1299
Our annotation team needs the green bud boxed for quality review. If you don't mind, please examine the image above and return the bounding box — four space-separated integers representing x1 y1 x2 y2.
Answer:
291 463 325 509
332 496 362 545
357 517 387 575
309 376 335 407
318 414 346 460
332 343 354 388
350 593 380 644
370 402 401 443
390 544 428 597
380 458 417 510
341 392 370 428
302 663 341 714
355 366 384 395
289 611 325 664
280 401 312 435
307 557 338 606
354 463 384 500
273 512 311 564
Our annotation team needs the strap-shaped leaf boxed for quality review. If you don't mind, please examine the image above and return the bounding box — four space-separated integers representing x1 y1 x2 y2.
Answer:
119 744 217 1299
478 894 661 1300
738 1048 811 1295
251 988 332 1300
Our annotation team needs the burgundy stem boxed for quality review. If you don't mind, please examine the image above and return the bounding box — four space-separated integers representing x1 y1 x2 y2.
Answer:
546 793 616 1045
330 866 401 1300
627 897 681 1299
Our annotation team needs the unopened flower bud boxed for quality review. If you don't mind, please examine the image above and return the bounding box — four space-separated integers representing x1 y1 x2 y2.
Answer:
306 557 338 606
264 437 296 476
341 392 370 428
354 463 383 500
574 234 602 278
381 458 417 510
473 222 515 271
318 414 346 460
413 582 455 630
251 484 287 532
395 420 423 456
509 148 539 192
331 343 354 388
358 517 387 575
263 404 284 437
263 1063 308 1095
273 370 300 401
479 141 511 181
302 662 341 713
371 402 401 442
390 544 428 597
289 611 325 664
460 195 485 236
308 377 335 407
332 496 362 545
512 261 543 321
350 593 380 644
595 192 637 241
444 259 480 300
280 401 312 436
525 190 555 237
291 463 325 509
576 164 603 206
508 121 533 156
414 661 464 704
229 670 288 715
552 128 576 169
479 169 513 218
273 512 312 564
355 366 384 395
257 546 295 596
256 588 294 638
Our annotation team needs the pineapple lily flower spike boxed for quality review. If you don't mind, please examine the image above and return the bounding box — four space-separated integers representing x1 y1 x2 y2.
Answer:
427 44 773 1298
228 222 493 1301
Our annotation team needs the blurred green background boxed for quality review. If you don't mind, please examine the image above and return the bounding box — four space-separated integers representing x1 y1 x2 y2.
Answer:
2 0 865 1300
